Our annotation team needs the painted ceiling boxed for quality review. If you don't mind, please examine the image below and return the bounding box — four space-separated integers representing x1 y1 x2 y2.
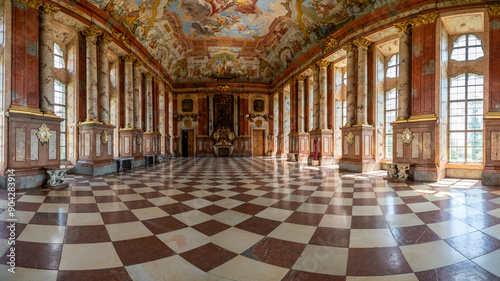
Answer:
89 0 400 84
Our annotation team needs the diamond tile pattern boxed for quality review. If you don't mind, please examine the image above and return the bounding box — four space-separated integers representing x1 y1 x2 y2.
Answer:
1 157 500 280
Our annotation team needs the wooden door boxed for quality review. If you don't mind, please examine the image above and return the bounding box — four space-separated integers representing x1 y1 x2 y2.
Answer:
253 130 264 156
187 130 195 157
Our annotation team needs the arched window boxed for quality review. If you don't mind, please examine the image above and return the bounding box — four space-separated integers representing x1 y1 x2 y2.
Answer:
54 43 65 69
449 73 483 163
386 54 399 78
385 88 398 158
54 80 67 160
450 34 484 62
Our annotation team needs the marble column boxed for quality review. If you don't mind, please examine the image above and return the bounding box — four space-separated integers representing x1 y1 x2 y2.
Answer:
354 38 372 126
296 75 309 162
133 60 143 130
39 4 59 116
121 54 135 129
234 95 239 135
144 73 154 133
98 34 112 124
317 60 330 130
296 75 306 133
394 22 412 120
208 94 214 136
81 26 101 122
311 65 320 130
343 43 357 127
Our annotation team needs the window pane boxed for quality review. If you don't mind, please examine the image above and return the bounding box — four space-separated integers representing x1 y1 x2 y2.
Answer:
468 47 484 60
467 116 483 130
467 101 483 116
451 48 466 61
467 147 483 162
467 34 482 46
467 132 483 146
449 116 465 131
450 147 465 162
453 35 467 48
450 132 466 146
450 102 465 116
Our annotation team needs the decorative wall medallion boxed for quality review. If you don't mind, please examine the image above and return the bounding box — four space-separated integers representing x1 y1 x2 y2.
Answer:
255 120 263 127
347 132 354 145
184 119 192 128
251 97 266 114
37 123 51 145
228 132 235 141
401 128 414 145
136 135 142 145
101 130 108 145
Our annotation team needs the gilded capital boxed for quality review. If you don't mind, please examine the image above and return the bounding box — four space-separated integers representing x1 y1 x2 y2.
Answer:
98 34 113 45
316 60 331 68
120 54 136 63
133 59 143 67
342 43 357 54
16 0 42 9
394 20 412 33
41 3 59 16
144 72 155 80
412 12 439 27
488 5 500 16
81 25 102 38
324 38 339 50
354 38 373 48
295 75 307 82
310 64 319 72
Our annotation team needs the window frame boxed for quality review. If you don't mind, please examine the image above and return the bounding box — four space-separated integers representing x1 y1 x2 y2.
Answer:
450 34 484 62
54 42 65 69
384 88 398 159
54 79 67 161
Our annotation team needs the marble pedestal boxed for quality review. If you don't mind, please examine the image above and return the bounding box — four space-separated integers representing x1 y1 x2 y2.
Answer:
276 134 287 159
308 130 334 166
297 133 310 163
143 132 158 156
482 119 500 185
339 126 377 172
74 123 116 176
119 129 145 167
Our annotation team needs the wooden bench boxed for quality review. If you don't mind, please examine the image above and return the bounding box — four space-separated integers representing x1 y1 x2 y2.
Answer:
114 157 134 173
386 163 413 180
44 165 74 189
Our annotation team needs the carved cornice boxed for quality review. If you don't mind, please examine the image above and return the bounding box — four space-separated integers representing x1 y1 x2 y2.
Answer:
488 5 500 16
324 38 339 51
412 12 439 27
41 3 59 16
354 38 373 48
394 20 412 33
120 54 136 63
317 60 331 68
98 34 112 45
81 25 102 38
15 0 42 9
295 75 307 82
144 72 155 80
342 43 357 54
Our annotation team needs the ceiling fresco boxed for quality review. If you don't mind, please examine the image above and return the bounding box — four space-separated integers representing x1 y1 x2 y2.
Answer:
89 0 399 84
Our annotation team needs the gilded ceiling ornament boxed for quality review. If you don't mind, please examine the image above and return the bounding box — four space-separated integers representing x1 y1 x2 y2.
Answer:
41 3 60 16
347 132 354 145
401 128 414 145
342 43 357 54
81 25 102 38
394 21 413 33
487 5 500 16
37 123 51 145
121 54 136 63
101 131 108 145
317 60 331 68
354 38 373 48
112 31 129 44
144 72 155 80
16 0 42 9
325 39 339 51
412 12 439 27
218 85 229 92
295 75 307 82
98 34 113 45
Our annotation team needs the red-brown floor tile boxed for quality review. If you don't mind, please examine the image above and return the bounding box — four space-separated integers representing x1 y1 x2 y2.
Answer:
231 203 267 215
64 225 111 243
57 267 132 281
285 212 324 226
198 205 227 215
235 216 282 236
282 269 346 281
180 243 237 272
416 210 453 224
101 210 139 224
123 200 156 210
29 212 68 226
0 241 62 270
390 225 441 246
68 203 100 213
346 247 412 276
415 260 500 281
158 203 194 215
445 231 500 259
309 227 350 248
113 236 175 266
192 219 231 236
242 237 306 268
351 216 388 229
459 213 500 229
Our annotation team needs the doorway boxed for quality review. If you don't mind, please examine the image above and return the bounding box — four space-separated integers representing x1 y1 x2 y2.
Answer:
253 130 265 156
182 130 194 157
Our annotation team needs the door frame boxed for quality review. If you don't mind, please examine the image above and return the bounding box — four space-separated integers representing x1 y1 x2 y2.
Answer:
251 129 266 157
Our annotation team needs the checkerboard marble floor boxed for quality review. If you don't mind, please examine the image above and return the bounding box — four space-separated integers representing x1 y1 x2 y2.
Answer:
1 157 500 281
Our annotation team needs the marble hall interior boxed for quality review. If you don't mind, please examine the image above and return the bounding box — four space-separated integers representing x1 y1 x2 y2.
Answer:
1 0 500 280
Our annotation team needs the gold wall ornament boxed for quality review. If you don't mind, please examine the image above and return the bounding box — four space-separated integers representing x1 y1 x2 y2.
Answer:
295 75 307 82
112 31 129 44
101 131 108 144
412 12 439 27
255 120 263 127
184 119 192 128
317 60 331 68
488 5 500 16
120 54 136 63
401 128 414 144
354 38 373 48
324 38 339 51
37 123 51 145
342 43 357 54
347 132 354 145
218 85 229 92
394 20 413 33
15 0 42 9
144 72 155 80
98 34 113 45
41 3 60 16
133 59 143 67
136 135 142 145
81 25 102 38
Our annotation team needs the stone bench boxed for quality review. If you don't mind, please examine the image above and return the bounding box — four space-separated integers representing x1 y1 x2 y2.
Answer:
386 163 413 180
114 157 134 173
44 165 74 189
145 154 156 165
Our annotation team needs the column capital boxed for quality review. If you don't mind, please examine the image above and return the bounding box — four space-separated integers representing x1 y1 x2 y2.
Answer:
144 72 155 80
394 20 413 33
487 5 500 16
324 38 339 51
412 12 439 27
98 34 113 45
133 59 143 67
81 25 102 38
40 3 59 16
316 59 331 68
121 54 136 63
16 0 42 9
310 64 319 72
295 75 307 82
342 43 357 54
354 38 373 49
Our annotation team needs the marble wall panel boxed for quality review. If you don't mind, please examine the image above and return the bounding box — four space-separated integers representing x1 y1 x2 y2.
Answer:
49 130 57 160
412 133 419 159
355 135 360 156
423 132 431 160
108 136 112 156
364 135 370 156
30 129 38 160
344 136 348 156
84 133 90 157
96 134 101 157
396 134 403 158
15 128 25 161
125 137 130 154
491 131 500 161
